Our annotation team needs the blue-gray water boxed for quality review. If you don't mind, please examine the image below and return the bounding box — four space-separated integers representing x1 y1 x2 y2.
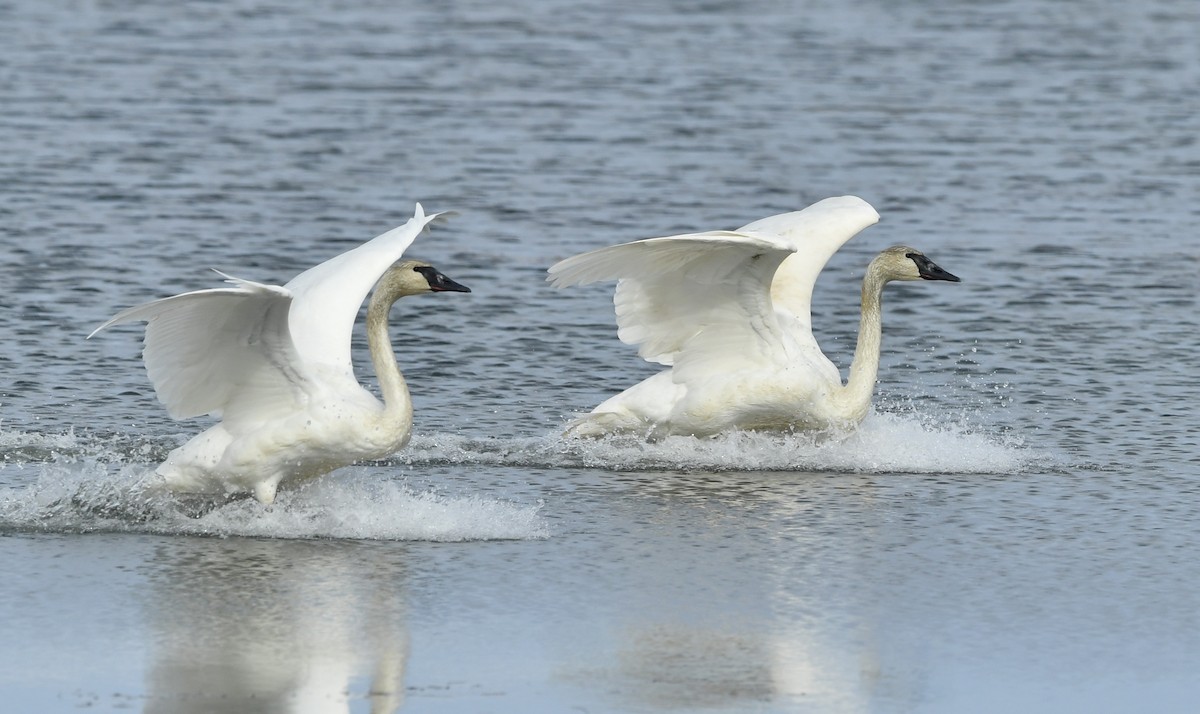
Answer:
2 0 1199 711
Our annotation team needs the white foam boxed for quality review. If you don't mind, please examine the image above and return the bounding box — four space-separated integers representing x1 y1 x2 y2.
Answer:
0 410 1040 539
402 411 1041 474
0 459 548 542
191 478 548 541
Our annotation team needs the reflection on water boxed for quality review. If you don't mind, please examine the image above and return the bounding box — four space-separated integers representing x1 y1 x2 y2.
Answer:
602 624 893 712
602 471 922 714
531 470 913 713
3 0 1200 710
143 539 408 713
615 625 775 708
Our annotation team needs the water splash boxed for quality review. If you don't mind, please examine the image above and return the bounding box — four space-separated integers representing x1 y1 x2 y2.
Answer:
0 410 1044 539
0 427 84 462
2 410 1045 478
401 412 1042 474
0 457 548 542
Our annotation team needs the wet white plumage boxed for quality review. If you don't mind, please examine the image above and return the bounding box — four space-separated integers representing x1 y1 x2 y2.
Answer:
548 196 959 438
90 204 469 503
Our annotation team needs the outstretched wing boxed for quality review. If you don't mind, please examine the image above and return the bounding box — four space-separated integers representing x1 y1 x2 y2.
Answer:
549 230 795 368
284 203 449 375
547 196 881 387
89 203 450 422
741 196 880 344
88 277 302 421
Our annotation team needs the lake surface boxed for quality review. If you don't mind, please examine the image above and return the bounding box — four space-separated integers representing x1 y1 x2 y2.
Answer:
2 0 1199 711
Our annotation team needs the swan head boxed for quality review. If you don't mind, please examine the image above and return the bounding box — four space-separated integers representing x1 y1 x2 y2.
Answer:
873 246 960 283
377 259 472 298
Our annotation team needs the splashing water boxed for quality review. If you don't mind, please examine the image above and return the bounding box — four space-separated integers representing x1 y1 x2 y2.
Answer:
0 457 548 542
0 410 1041 540
401 412 1044 474
0 427 84 463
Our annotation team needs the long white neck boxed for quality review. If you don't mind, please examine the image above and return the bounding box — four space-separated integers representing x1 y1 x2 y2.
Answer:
833 263 888 425
365 289 413 429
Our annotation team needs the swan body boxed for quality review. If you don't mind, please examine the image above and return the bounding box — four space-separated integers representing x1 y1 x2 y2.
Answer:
548 196 959 439
89 204 470 503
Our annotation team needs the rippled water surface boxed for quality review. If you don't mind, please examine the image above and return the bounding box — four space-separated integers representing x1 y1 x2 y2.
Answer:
2 0 1199 711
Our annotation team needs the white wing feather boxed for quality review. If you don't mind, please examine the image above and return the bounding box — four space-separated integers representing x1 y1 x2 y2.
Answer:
88 278 300 420
744 196 880 343
89 203 445 422
547 196 880 388
549 230 794 366
285 204 446 373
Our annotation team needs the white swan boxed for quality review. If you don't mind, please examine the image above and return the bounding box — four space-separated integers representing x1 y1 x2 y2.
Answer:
89 204 470 504
547 196 959 439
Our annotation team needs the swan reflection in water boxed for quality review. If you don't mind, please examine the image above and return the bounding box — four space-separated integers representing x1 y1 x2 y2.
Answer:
143 538 409 713
584 472 924 713
606 622 890 712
